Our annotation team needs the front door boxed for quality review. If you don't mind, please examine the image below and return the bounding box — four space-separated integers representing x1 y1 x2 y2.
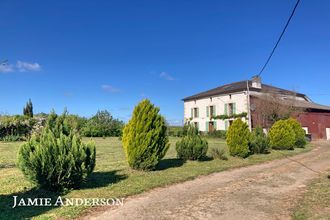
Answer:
326 128 330 140
209 122 215 132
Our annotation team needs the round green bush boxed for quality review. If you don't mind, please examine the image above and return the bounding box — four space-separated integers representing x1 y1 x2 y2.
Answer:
122 99 169 171
249 126 270 154
269 119 295 150
176 125 208 160
226 119 251 158
17 129 96 192
286 118 306 148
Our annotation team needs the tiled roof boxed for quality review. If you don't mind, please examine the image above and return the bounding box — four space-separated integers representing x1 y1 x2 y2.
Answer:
250 93 330 112
183 80 306 101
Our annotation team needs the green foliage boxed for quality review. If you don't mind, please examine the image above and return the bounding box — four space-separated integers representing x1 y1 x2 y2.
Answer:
168 126 182 137
176 125 208 160
286 118 307 148
0 134 23 142
82 110 124 137
17 112 96 192
249 126 270 154
269 119 295 150
23 99 33 118
0 115 36 141
205 130 227 139
226 119 250 158
122 99 169 170
210 147 228 160
212 112 247 120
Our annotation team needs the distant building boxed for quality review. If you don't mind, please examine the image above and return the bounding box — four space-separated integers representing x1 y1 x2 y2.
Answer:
182 77 330 140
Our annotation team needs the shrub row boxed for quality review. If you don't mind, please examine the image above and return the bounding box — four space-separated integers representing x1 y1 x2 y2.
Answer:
226 118 306 158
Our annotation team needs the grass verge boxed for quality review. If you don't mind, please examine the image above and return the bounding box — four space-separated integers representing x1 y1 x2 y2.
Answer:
293 172 330 220
0 137 312 219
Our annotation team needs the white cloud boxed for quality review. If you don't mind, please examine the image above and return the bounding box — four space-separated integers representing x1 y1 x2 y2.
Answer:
0 64 14 73
16 61 41 72
101 84 121 93
0 60 41 73
160 72 175 81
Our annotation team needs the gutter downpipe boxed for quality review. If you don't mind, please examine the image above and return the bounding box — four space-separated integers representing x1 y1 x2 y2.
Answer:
247 80 252 131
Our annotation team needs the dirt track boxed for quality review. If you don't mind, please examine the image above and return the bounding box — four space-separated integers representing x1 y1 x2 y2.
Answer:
85 141 330 220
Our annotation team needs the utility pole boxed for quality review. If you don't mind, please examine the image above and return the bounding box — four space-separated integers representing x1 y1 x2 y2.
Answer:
246 80 252 131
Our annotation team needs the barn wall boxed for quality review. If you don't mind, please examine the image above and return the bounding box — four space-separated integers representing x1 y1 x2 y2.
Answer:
296 112 330 140
250 96 330 140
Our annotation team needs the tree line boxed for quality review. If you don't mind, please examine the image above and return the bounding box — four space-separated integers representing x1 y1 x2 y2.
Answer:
0 99 124 141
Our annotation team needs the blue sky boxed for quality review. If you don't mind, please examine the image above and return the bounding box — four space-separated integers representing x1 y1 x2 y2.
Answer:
1 0 329 125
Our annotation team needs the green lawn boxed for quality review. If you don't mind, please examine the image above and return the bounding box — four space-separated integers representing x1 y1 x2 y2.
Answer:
293 172 330 220
0 137 311 219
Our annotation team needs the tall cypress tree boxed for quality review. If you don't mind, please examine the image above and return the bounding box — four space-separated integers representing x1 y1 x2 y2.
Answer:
122 99 169 170
23 99 33 118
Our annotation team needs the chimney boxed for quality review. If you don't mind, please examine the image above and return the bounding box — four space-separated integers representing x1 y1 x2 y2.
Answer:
251 75 262 89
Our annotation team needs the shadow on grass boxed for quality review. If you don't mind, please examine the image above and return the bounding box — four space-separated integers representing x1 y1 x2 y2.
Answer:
198 156 213 162
156 158 185 171
0 163 16 169
81 170 127 189
0 171 127 219
0 188 60 220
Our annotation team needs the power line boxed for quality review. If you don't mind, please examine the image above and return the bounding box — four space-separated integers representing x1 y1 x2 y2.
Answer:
258 0 301 77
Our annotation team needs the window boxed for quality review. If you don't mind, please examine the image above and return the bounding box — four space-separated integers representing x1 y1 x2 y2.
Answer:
228 103 234 115
225 103 236 115
229 120 234 126
302 127 308 134
225 119 234 130
210 106 215 117
207 105 216 117
208 121 216 132
191 107 199 118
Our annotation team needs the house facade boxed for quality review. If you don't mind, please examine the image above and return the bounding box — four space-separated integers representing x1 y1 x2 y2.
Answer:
184 92 248 132
183 77 330 140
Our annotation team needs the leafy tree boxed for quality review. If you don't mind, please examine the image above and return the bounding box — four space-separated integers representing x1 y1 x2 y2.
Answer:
269 119 295 150
23 99 33 118
82 110 124 137
17 111 96 192
226 119 251 158
176 125 208 160
122 99 169 170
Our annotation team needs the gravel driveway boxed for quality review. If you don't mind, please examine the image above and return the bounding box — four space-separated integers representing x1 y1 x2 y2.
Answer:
85 141 330 220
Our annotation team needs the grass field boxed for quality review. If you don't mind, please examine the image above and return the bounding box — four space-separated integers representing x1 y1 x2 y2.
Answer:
0 137 311 219
293 172 330 220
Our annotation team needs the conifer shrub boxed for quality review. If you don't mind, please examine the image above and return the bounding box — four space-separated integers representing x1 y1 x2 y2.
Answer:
249 126 270 154
286 118 307 148
210 147 228 160
176 125 208 160
122 99 169 171
226 119 250 158
269 119 295 150
17 112 96 192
